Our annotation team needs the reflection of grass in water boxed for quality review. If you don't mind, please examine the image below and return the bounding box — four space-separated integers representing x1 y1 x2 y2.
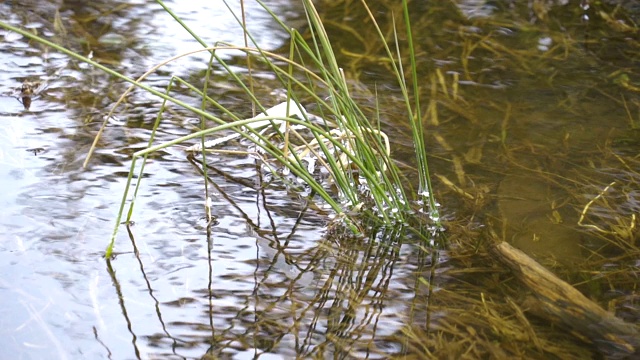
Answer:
246 224 408 358
189 204 412 357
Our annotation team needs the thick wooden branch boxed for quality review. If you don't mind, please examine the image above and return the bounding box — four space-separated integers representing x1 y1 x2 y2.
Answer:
491 242 639 358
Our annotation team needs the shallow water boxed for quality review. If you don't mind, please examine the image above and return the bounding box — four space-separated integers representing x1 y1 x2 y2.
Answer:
1 0 639 359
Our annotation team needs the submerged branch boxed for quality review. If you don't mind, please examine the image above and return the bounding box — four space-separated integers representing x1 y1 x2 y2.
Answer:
491 242 639 358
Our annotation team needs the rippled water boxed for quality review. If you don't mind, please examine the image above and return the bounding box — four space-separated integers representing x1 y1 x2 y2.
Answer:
1 0 639 359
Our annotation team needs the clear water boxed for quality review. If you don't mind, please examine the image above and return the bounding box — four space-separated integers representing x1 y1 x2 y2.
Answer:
1 0 639 359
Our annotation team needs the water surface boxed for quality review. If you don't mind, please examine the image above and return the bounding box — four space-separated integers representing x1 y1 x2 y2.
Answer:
1 0 639 359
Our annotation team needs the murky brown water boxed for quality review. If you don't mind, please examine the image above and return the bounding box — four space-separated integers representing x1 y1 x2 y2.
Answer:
1 0 639 359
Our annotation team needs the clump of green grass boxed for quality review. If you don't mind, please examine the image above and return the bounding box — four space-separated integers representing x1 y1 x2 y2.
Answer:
0 0 442 257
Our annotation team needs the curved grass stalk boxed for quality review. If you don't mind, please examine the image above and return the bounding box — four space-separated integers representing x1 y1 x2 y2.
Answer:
84 43 330 167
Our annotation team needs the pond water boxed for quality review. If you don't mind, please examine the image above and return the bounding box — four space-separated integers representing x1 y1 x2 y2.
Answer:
1 0 639 359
